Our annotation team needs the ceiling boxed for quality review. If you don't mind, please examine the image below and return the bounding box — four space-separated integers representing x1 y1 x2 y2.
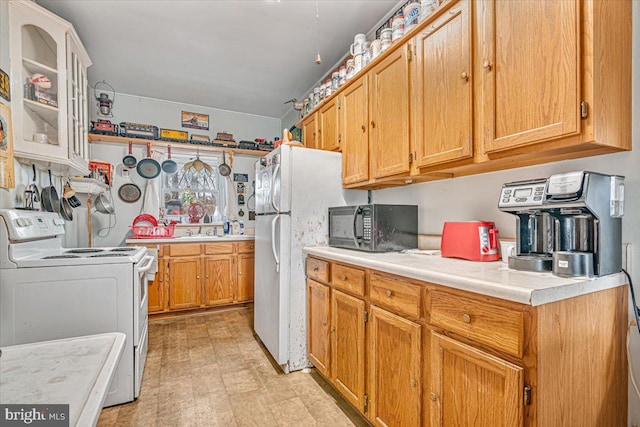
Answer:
36 0 399 119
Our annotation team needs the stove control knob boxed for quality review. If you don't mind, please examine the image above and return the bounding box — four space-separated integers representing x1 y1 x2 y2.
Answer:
15 218 28 227
53 218 65 226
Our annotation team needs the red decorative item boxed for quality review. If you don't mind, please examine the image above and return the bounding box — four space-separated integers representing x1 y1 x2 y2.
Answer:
132 214 158 227
188 203 205 223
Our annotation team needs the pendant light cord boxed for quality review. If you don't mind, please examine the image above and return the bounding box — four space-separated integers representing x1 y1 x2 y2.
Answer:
315 0 322 64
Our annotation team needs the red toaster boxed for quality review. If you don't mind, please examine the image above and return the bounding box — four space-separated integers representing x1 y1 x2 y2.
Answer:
441 221 500 261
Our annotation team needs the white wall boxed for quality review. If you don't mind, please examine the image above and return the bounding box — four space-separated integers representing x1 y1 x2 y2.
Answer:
87 93 275 247
373 3 640 423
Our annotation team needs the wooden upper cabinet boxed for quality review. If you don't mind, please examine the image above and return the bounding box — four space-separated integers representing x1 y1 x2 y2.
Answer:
307 279 331 377
482 0 580 153
414 0 473 168
236 254 254 302
429 332 524 427
302 113 318 149
341 75 369 185
369 305 421 427
168 257 201 310
203 256 234 306
369 46 411 179
331 289 366 412
319 98 340 151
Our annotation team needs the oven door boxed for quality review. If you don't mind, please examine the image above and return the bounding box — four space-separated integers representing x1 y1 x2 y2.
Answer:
329 205 366 250
134 255 153 347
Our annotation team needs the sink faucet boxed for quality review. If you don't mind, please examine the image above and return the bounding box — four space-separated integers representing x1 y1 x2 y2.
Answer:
206 227 215 236
186 229 193 237
198 226 202 235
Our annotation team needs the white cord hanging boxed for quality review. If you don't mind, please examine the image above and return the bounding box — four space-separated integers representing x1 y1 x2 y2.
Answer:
315 0 322 64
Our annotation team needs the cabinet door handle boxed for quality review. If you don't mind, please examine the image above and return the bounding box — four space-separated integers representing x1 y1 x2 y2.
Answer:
462 313 472 324
386 290 393 298
460 72 468 81
322 321 327 326
205 275 209 279
370 121 376 128
482 60 492 71
330 326 336 332
239 272 242 275
197 275 201 280
250 245 254 249
429 392 438 401
341 275 348 281
411 379 418 388
361 125 366 132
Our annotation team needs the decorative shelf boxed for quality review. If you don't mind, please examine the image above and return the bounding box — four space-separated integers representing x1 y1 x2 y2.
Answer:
24 98 59 128
22 57 58 75
69 177 109 194
88 134 268 157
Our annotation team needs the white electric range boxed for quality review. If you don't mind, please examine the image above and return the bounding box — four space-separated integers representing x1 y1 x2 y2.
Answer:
0 209 153 407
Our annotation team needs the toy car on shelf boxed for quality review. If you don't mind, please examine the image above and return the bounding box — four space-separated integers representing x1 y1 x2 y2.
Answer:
119 122 159 140
90 119 119 135
159 128 189 143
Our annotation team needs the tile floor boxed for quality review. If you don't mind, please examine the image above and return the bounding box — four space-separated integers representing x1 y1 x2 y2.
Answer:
97 308 369 426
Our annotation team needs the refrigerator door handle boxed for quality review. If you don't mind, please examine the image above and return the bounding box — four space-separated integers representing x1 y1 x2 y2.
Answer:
352 206 362 248
270 163 281 213
271 214 281 272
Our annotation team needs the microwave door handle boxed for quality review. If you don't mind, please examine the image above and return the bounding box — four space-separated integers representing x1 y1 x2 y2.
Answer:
138 256 154 273
270 163 281 213
352 207 361 248
271 214 281 273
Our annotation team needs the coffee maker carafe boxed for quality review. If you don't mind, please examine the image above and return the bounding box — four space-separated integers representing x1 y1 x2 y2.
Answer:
498 171 624 277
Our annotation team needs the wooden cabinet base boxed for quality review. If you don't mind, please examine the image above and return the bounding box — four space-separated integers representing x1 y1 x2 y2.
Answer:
149 301 253 320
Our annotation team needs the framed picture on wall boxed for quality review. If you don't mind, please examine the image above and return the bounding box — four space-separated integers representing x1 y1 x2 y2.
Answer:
0 102 15 188
0 68 10 101
181 111 209 130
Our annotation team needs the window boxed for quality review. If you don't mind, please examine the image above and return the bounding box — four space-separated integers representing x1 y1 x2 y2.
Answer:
160 154 227 224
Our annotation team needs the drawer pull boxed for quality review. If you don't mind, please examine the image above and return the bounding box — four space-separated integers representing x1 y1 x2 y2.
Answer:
462 313 472 324
341 275 347 281
411 379 417 388
313 266 319 272
206 275 209 279
250 245 254 249
330 326 336 332
483 60 492 71
197 275 200 280
322 321 327 327
429 392 438 402
386 290 393 298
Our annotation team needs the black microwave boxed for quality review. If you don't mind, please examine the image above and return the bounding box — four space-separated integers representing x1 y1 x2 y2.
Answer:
328 204 418 252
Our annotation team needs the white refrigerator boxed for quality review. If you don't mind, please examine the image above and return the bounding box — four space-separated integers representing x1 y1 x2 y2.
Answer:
254 145 365 373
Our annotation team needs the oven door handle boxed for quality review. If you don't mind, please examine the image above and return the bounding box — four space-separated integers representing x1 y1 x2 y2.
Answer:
138 255 154 273
352 206 362 248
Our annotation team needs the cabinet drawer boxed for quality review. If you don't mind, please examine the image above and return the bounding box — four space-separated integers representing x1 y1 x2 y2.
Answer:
370 273 421 318
331 264 365 297
237 241 255 254
167 244 201 257
429 291 524 358
306 258 329 283
204 243 234 255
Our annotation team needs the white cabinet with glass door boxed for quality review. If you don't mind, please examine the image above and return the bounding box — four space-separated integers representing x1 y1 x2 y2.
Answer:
8 0 92 175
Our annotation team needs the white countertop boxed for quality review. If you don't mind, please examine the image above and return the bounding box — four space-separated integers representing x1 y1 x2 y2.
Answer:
0 333 126 427
303 246 627 306
126 235 255 244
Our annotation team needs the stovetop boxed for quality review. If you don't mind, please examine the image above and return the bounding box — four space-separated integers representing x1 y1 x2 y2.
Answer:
7 245 148 268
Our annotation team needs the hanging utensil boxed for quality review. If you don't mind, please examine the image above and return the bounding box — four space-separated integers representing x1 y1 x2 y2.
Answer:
64 180 82 208
219 151 231 177
118 183 142 203
24 165 39 210
161 145 178 174
123 141 137 169
93 192 115 214
40 170 60 213
137 142 161 179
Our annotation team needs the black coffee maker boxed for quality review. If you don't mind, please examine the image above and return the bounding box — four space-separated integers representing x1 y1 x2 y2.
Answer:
498 172 624 277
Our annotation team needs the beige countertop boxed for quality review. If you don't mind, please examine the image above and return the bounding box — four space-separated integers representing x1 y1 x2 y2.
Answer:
126 235 255 244
303 246 627 306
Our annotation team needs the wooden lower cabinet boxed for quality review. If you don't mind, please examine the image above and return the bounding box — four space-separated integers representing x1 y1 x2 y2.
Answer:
307 279 331 377
148 261 164 313
305 256 628 426
167 256 201 310
331 289 366 412
429 332 524 427
369 305 421 427
203 256 234 305
236 254 255 302
149 241 255 314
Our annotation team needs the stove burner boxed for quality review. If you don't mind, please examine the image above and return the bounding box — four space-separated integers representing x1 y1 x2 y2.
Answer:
43 255 81 259
110 247 137 252
66 248 104 254
90 253 129 257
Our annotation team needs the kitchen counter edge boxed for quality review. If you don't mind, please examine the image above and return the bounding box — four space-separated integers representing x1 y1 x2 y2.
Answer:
303 246 627 306
126 235 255 244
